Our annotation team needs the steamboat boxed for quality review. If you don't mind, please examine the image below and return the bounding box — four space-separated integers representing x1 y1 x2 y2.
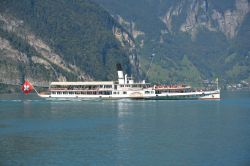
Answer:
23 64 220 100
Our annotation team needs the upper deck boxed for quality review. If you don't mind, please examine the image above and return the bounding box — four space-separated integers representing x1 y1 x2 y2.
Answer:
49 81 114 92
154 85 191 90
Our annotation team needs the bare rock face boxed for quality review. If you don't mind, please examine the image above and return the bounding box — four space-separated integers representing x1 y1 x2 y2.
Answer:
0 37 28 63
112 15 143 78
180 0 212 39
161 0 249 39
114 15 145 50
0 14 90 76
0 37 26 85
0 13 92 86
161 1 184 33
115 15 145 39
212 0 249 38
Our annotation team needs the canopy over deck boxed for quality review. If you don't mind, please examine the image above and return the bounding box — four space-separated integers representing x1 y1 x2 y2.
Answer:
50 81 114 86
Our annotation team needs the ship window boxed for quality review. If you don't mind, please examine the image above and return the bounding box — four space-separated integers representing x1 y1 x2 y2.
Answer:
145 91 150 94
104 91 111 95
63 92 68 95
104 85 112 88
52 92 56 94
69 92 74 95
57 92 62 95
123 91 127 94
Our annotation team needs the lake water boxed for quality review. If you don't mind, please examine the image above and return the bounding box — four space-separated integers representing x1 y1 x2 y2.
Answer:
0 91 250 166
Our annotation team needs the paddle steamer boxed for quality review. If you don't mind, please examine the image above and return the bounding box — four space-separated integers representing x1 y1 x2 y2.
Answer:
31 64 220 100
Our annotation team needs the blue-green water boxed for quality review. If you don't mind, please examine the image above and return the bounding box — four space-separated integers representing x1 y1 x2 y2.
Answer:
0 91 250 166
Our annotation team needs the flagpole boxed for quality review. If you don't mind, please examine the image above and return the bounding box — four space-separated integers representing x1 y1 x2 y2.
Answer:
32 86 40 95
216 78 219 90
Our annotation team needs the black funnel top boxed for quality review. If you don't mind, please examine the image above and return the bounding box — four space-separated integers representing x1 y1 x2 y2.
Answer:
116 63 122 71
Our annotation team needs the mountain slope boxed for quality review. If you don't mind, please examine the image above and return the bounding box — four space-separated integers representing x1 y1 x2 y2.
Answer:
0 0 139 91
94 0 250 85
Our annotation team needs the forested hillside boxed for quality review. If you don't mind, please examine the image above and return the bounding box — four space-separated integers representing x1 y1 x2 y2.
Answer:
94 0 250 86
0 0 139 92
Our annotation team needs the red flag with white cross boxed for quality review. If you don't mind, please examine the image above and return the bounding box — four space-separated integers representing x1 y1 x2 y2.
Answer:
21 80 33 95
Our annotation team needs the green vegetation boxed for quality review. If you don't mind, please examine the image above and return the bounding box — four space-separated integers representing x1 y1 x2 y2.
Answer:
94 0 250 85
0 83 20 93
0 0 133 81
210 0 236 11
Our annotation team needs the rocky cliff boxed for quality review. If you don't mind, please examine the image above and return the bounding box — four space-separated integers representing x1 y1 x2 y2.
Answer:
161 0 250 39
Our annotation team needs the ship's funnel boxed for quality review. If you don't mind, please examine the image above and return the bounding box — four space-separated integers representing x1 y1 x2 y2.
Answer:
116 63 122 71
116 63 124 84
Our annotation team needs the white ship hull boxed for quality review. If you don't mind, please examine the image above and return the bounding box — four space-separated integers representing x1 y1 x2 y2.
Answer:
149 90 220 100
38 90 220 100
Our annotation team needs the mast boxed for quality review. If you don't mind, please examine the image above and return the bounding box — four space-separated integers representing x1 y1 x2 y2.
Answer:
216 78 219 90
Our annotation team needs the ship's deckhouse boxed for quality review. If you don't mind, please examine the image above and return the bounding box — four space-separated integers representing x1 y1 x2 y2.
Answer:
49 81 114 96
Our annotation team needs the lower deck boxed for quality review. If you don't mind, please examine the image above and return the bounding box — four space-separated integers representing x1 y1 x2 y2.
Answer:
39 90 220 100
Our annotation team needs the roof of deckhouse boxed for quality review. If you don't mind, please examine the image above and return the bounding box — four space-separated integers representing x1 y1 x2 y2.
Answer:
50 81 114 86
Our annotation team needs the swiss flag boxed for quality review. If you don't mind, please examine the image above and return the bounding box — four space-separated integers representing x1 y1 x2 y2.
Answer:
21 80 33 95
